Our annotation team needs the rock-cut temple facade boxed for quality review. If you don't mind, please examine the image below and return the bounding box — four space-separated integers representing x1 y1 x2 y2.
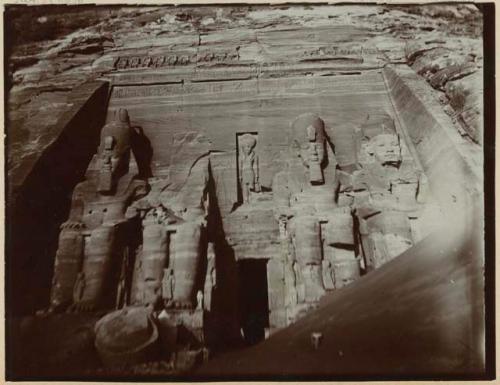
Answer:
44 59 447 364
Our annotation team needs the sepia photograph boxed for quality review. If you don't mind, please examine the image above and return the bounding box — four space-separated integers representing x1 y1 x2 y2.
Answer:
4 1 494 381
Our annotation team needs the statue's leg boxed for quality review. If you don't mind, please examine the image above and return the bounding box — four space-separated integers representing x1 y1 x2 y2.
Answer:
293 262 305 303
300 264 325 302
71 224 117 312
293 217 325 303
173 221 203 309
129 246 143 305
49 227 84 312
139 223 168 307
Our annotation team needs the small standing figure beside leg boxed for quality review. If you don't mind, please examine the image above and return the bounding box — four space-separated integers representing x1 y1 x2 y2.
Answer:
239 134 261 204
162 268 175 308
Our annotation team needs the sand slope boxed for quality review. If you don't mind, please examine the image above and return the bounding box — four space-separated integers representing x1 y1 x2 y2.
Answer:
196 219 485 379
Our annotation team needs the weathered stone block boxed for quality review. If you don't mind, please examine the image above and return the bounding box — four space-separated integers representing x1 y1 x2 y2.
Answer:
94 307 160 367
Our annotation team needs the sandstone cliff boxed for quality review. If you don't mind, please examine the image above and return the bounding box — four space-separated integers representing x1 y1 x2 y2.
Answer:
6 4 483 203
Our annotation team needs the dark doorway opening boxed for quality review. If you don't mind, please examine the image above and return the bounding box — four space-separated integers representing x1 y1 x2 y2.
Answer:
238 259 269 346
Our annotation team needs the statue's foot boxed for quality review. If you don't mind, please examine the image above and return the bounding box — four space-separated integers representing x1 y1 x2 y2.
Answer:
67 301 97 313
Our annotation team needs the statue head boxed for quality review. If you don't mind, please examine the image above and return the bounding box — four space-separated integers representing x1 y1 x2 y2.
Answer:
358 113 401 168
97 108 133 193
239 134 256 156
118 108 130 124
370 133 401 166
290 113 326 167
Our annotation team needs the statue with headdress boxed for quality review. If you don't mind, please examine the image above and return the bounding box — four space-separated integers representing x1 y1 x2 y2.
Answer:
48 108 150 313
238 133 261 204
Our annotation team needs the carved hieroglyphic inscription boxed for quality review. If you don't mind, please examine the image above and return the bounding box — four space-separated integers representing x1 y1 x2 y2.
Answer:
303 45 379 58
114 49 240 70
112 78 256 99
112 84 182 99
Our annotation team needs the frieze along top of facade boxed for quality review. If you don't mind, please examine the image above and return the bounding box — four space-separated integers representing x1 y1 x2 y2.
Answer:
113 49 241 70
113 45 381 71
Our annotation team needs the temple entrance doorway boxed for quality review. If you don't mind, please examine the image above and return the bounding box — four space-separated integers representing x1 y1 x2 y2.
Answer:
238 259 269 345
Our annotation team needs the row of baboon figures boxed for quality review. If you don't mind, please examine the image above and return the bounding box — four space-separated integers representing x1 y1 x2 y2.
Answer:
47 108 426 318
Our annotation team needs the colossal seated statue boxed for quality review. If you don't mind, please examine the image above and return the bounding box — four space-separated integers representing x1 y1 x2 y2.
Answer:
272 113 342 321
274 112 424 320
129 156 210 311
49 109 149 313
330 113 421 270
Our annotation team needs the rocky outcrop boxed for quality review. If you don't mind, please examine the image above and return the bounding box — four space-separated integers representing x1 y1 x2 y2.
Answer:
404 38 482 143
